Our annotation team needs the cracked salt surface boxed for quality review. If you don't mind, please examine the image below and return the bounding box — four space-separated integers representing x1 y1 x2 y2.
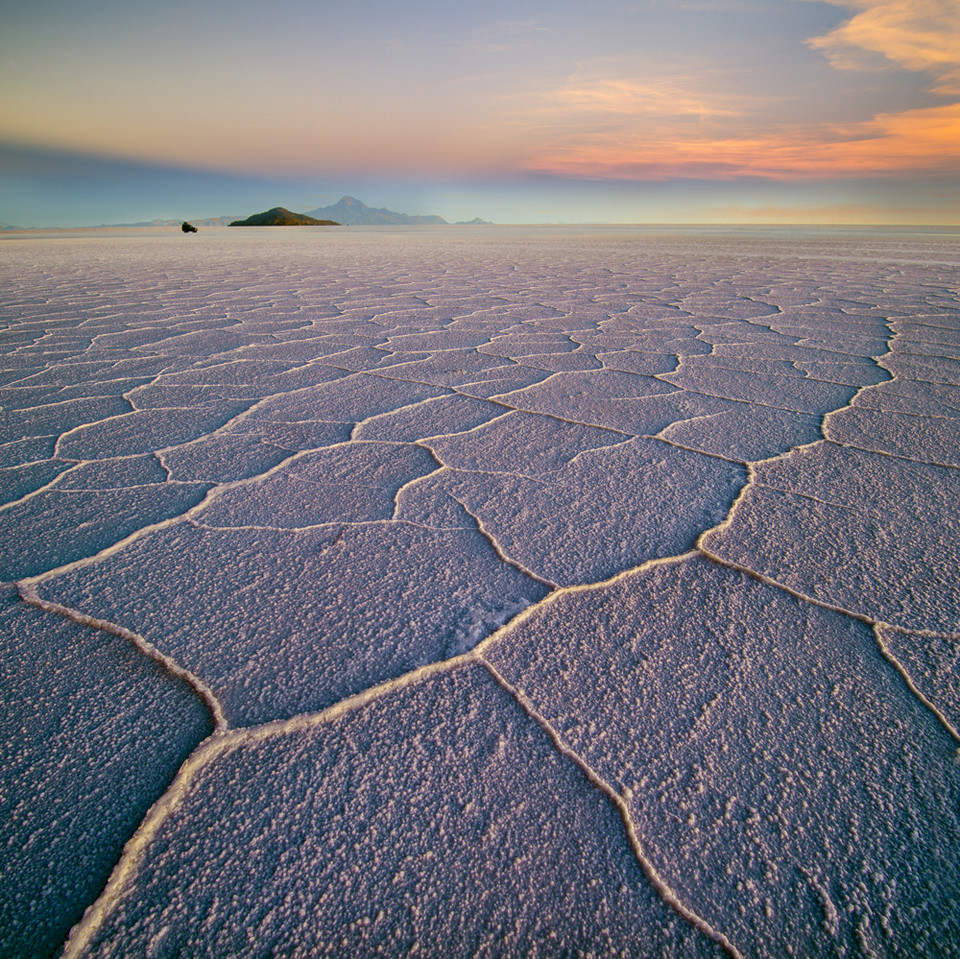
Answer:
2 225 959 957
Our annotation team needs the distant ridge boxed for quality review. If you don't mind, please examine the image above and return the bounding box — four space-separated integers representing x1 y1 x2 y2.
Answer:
183 216 239 228
230 207 339 227
306 196 448 226
96 216 240 228
1 202 490 231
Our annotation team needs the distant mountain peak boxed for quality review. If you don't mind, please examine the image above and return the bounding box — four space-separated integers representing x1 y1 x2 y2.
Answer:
305 196 448 226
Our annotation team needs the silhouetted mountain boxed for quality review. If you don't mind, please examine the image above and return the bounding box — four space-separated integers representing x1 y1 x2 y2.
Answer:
230 207 340 226
190 216 241 227
456 217 493 225
305 196 447 226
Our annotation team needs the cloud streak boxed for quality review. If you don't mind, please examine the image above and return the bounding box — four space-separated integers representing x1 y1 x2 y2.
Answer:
807 0 960 94
536 77 745 118
526 102 960 179
523 1 960 182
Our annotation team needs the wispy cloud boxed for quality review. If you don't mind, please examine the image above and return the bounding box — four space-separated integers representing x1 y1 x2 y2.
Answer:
522 1 960 182
526 102 960 179
807 0 960 94
538 77 744 118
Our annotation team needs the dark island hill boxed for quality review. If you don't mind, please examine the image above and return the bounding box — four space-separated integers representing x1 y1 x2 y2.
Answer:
229 207 340 226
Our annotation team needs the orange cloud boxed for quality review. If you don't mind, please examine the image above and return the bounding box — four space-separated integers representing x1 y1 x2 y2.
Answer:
807 0 960 94
526 102 960 179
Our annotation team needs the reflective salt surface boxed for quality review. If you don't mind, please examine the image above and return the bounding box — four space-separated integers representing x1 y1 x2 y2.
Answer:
1 225 959 957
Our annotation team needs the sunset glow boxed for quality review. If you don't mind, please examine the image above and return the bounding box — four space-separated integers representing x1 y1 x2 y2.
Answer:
2 0 958 224
528 102 960 180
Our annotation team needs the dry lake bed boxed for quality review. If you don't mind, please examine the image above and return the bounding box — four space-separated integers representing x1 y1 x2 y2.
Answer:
1 224 959 957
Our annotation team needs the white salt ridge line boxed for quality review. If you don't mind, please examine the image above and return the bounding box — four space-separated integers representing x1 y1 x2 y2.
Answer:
651 430 757 467
694 532 960 641
477 655 745 959
418 409 516 442
193 517 473 535
652 373 855 418
451 495 559 590
695 457 960 641
174 436 404 501
871 626 960 748
693 546 960 744
484 368 566 398
872 364 960 388
790 363 891 389
820 330 960 470
390 464 448 521
470 550 701 652
152 450 176 484
426 460 563 489
138 372 359 438
694 341 960 750
0 461 81 512
475 398 640 438
367 359 530 391
560 435 638 471
804 437 960 472
41 479 204 495
50 406 219 460
18 480 228 588
379 342 496 356
513 357 604 375
751 339 889 365
16 582 227 733
349 393 459 441
749 481 871 516
843 402 960 424
596 350 682 369
350 366 654 441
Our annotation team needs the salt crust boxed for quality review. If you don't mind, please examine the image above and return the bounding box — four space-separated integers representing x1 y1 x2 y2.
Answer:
1 227 959 957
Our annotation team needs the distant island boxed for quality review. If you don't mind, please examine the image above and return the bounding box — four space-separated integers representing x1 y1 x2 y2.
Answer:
307 196 443 226
229 207 340 227
1 198 491 231
305 196 491 227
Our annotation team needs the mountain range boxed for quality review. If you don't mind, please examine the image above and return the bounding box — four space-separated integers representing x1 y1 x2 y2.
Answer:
306 196 490 226
0 198 491 231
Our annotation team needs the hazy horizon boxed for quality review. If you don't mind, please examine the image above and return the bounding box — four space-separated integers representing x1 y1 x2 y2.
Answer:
2 0 959 227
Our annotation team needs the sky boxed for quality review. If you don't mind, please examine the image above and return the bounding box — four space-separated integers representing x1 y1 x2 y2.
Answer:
1 0 958 225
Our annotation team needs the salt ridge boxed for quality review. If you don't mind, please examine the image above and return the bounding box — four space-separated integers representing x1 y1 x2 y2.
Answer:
2 227 959 956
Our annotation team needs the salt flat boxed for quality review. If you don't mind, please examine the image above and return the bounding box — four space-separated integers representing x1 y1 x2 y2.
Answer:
1 225 959 957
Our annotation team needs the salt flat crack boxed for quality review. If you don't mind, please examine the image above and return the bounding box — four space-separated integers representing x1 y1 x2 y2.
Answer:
450 495 559 590
0 460 82 512
16 583 227 733
478 654 745 959
871 626 960 747
648 433 747 466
